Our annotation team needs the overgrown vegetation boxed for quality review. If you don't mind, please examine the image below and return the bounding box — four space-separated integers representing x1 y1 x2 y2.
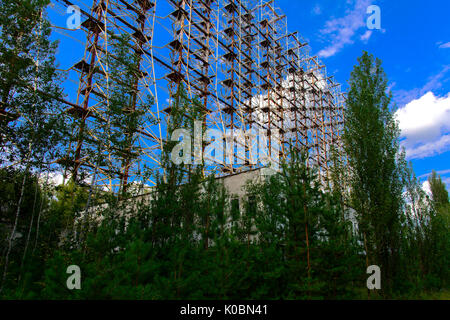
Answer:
0 2 448 300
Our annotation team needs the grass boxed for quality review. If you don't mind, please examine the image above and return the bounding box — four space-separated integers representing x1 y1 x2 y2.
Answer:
415 289 450 300
353 288 450 300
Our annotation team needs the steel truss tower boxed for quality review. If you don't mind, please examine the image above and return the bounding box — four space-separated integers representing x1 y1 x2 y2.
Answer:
50 0 346 194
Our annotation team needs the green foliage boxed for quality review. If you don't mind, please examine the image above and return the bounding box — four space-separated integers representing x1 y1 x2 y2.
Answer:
428 171 449 208
244 150 363 299
394 163 450 294
0 147 364 300
341 51 450 297
1 147 449 299
0 168 44 227
1 21 448 301
0 0 68 167
343 51 406 296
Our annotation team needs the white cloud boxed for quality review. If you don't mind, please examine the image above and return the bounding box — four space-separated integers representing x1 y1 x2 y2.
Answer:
317 0 371 58
312 4 322 15
48 172 65 186
394 66 450 107
422 181 432 196
45 171 110 191
396 92 450 144
418 169 450 179
246 70 329 133
439 42 450 49
396 91 450 159
404 134 450 159
360 30 372 42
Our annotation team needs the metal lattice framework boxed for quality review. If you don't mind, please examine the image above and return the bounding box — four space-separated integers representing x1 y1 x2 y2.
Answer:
50 0 346 193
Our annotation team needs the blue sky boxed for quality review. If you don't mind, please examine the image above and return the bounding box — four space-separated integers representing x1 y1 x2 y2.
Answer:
47 0 450 190
274 0 450 190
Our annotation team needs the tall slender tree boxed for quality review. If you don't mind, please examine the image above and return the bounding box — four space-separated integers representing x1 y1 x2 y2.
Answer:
343 51 405 296
0 0 67 292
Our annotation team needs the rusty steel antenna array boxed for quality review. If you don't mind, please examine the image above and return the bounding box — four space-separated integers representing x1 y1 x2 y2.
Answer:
50 0 346 194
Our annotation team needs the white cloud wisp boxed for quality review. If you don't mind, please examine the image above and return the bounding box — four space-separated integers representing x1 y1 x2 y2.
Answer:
318 0 371 58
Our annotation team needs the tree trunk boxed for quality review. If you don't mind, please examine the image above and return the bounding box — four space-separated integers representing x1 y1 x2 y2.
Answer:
302 184 311 279
363 231 371 299
32 167 50 256
19 166 42 282
0 148 32 292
